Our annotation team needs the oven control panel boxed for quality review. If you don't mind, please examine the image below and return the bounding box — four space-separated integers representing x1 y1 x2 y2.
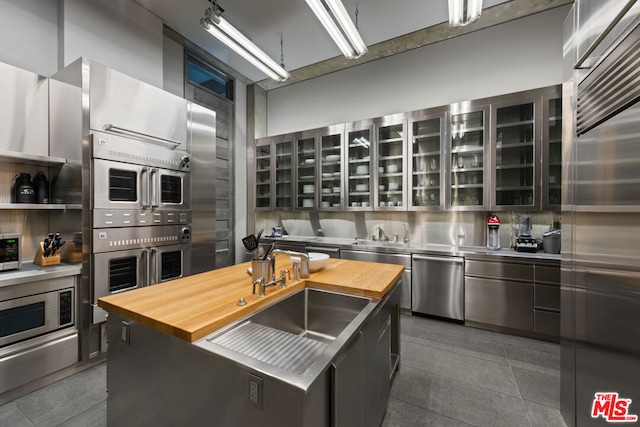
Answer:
59 290 74 326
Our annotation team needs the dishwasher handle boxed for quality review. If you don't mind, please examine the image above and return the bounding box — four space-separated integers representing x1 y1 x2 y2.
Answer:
412 254 464 263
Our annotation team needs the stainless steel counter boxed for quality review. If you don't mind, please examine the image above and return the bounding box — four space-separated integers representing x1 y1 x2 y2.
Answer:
263 235 561 261
0 262 82 289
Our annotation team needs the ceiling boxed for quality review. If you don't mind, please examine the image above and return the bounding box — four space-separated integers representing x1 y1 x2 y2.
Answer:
135 0 565 88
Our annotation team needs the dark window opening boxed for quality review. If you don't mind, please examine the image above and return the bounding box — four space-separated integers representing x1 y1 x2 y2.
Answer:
187 53 233 100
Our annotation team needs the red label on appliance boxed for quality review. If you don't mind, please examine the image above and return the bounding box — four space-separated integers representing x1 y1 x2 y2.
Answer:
591 392 638 422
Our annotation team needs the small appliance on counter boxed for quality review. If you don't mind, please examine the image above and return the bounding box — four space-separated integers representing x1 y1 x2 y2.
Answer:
487 214 501 250
271 226 283 237
34 171 49 204
542 229 561 254
515 215 537 252
0 233 21 271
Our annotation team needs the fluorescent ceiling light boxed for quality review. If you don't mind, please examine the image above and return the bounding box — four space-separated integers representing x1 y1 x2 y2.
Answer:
201 6 290 82
448 0 483 27
306 0 367 59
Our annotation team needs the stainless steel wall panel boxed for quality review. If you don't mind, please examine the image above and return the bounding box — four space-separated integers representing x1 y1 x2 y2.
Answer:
49 79 82 161
188 102 216 275
0 62 49 157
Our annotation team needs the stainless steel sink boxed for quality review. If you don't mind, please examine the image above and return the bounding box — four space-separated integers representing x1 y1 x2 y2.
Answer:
196 288 376 388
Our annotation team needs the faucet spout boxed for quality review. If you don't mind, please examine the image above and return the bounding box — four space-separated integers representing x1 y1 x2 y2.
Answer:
270 249 310 278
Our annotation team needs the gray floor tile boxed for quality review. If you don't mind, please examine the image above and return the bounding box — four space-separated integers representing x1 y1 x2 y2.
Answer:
505 343 561 377
525 400 567 427
513 367 560 409
382 398 474 427
406 319 508 365
58 401 107 427
0 402 33 427
500 333 560 355
402 340 521 396
14 363 107 427
415 316 503 344
391 366 530 427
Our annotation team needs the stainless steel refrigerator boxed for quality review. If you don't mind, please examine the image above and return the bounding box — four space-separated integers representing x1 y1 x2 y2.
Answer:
562 2 640 425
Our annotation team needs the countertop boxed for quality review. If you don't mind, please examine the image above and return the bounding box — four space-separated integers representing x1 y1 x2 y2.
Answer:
98 258 404 343
263 235 562 261
0 262 82 289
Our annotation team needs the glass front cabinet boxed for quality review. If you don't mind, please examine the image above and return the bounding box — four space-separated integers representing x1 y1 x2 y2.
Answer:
255 142 272 211
449 105 489 210
375 114 407 210
295 131 318 210
408 109 446 210
490 96 541 211
319 125 345 210
346 121 373 210
543 93 562 210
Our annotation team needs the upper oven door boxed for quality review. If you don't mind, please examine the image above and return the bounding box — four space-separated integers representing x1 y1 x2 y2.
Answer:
93 158 191 221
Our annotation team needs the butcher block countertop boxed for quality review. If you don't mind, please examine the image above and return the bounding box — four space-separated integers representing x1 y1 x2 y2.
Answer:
98 258 404 343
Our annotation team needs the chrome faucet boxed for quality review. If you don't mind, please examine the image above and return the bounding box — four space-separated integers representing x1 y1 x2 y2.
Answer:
270 249 310 278
403 224 409 243
372 226 390 242
253 269 290 297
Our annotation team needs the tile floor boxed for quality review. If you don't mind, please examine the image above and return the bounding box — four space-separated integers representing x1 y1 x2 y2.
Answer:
0 315 566 427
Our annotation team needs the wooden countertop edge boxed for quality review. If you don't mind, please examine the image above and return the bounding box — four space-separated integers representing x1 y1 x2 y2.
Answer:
98 260 404 343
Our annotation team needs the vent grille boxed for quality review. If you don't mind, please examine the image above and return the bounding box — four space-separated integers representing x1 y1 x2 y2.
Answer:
577 24 640 135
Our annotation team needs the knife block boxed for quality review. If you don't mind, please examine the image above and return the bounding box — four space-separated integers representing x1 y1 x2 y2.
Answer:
33 242 61 267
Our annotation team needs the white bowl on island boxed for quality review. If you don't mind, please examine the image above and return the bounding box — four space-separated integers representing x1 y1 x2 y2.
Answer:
291 252 330 272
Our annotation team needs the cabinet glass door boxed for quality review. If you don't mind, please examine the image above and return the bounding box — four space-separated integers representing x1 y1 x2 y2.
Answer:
411 116 442 208
546 98 562 207
296 136 317 209
275 140 293 209
451 111 485 207
319 132 343 209
255 144 271 210
347 127 372 209
377 123 405 209
494 102 535 207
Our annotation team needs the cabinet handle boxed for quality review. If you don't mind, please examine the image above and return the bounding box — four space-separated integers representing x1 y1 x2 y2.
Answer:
412 254 464 263
104 124 181 150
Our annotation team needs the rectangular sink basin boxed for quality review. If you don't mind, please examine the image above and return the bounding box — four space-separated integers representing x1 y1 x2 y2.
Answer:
204 288 371 375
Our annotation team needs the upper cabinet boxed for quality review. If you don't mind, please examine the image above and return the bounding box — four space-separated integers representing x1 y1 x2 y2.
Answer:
408 109 446 210
375 114 407 210
319 125 345 210
543 94 562 210
296 131 318 210
346 121 373 210
490 96 540 211
449 105 489 210
253 85 562 213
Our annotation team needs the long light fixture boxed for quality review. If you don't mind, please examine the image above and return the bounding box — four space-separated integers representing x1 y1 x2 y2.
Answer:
448 0 483 27
200 4 290 82
306 0 367 59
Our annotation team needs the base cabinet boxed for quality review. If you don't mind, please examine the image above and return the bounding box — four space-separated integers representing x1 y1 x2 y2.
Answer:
465 277 533 331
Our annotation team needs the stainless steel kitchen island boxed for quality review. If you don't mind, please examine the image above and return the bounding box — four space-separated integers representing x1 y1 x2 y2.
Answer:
98 258 403 427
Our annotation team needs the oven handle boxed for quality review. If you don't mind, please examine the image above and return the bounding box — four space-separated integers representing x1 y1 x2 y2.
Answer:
104 124 182 150
141 249 150 287
149 248 159 285
141 167 150 208
150 168 159 208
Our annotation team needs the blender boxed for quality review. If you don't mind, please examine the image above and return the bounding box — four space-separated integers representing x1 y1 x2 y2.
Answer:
515 215 537 252
487 215 501 250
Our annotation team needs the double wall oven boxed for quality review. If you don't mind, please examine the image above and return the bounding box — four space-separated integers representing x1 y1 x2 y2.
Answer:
90 130 192 323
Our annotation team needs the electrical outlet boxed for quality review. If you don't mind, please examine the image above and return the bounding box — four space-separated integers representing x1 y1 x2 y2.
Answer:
248 373 263 410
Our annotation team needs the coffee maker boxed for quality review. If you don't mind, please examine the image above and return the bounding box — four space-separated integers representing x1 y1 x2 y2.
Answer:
487 215 501 250
515 214 537 252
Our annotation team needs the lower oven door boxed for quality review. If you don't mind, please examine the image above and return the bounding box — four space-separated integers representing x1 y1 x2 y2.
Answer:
0 287 73 348
150 243 192 285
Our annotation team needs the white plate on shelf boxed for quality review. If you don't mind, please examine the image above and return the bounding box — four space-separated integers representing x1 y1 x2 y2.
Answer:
302 199 314 207
333 187 341 193
332 203 341 207
304 159 315 164
325 154 340 162
332 172 341 177
387 165 399 173
322 188 332 193
321 201 331 207
356 165 369 175
322 173 333 178
303 185 315 193
355 184 368 192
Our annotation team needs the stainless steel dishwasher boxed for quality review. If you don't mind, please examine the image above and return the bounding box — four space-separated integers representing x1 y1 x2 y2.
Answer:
411 254 464 321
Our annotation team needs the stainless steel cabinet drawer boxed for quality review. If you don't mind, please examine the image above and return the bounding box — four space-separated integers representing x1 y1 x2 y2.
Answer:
465 259 533 281
534 283 560 310
340 250 411 268
535 264 561 285
464 277 534 331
